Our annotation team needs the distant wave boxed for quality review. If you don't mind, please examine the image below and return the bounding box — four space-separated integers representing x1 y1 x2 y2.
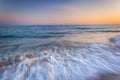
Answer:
0 32 70 39
0 35 55 39
87 30 120 33
0 36 120 80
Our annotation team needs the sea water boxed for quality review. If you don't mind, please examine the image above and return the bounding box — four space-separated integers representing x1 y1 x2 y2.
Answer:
0 25 120 80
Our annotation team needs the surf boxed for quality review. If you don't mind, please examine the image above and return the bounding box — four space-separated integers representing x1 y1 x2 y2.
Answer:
0 36 120 80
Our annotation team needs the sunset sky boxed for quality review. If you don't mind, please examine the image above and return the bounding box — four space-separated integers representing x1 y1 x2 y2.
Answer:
0 0 120 24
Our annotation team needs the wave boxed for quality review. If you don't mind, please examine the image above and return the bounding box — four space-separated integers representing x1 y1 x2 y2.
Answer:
0 32 70 39
87 30 120 33
0 36 120 80
0 35 54 39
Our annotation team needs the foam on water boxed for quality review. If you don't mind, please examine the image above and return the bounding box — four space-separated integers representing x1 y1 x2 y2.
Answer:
0 36 120 80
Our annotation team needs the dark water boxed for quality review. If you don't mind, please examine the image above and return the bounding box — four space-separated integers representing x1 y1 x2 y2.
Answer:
0 25 120 80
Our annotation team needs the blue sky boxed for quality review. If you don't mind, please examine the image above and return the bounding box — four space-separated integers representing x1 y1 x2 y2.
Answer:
0 0 110 11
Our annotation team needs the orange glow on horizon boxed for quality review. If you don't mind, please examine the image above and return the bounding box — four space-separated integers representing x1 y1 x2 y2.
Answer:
0 6 120 25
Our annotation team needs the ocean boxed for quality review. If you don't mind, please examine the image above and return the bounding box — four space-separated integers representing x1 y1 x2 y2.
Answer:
0 25 120 80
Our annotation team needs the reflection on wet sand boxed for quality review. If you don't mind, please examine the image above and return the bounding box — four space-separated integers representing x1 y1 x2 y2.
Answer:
61 32 120 43
99 73 120 80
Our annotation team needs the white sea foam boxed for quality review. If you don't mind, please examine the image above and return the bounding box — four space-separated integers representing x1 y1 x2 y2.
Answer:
0 36 120 80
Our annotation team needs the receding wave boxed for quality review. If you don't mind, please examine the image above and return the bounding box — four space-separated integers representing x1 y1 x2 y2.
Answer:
0 36 120 80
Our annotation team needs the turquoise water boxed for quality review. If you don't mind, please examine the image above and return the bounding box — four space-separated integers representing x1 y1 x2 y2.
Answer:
0 25 120 80
0 25 120 39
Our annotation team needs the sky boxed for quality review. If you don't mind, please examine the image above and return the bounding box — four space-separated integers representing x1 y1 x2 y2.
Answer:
0 0 120 25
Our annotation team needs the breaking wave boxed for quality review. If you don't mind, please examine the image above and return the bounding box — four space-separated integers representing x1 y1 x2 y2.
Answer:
0 36 120 80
